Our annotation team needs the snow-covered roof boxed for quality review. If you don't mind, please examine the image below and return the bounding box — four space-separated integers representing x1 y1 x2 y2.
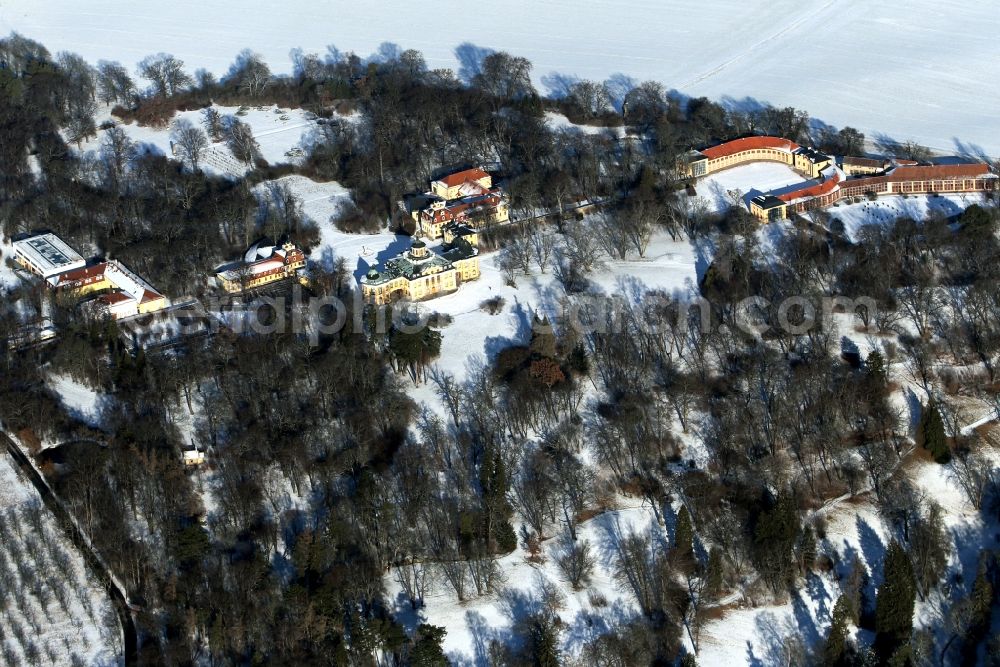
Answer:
244 240 279 263
219 242 304 282
699 136 800 161
13 234 86 278
434 168 490 188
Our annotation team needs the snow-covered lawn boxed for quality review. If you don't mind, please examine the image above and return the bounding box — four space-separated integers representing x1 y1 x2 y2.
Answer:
45 373 108 431
0 237 22 290
393 231 698 412
3 1 998 155
386 505 653 663
78 104 334 177
693 162 807 213
544 112 623 139
0 454 121 666
819 193 984 241
254 175 358 254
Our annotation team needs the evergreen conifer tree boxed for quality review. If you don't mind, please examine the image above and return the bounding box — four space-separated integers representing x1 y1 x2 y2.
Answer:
961 554 995 664
704 547 724 600
529 615 561 667
822 595 852 667
866 349 888 387
410 625 449 667
796 525 817 575
875 540 917 661
675 506 695 572
920 401 951 463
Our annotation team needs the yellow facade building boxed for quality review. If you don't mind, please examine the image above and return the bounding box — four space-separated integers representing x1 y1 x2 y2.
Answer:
14 233 168 320
411 167 510 240
360 237 480 306
216 240 307 293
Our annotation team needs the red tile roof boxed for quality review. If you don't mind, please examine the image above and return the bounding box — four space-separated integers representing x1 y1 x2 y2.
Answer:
436 168 490 188
889 163 991 180
141 289 164 304
700 136 800 161
778 172 842 203
843 156 889 168
54 262 107 285
844 164 992 192
100 291 133 305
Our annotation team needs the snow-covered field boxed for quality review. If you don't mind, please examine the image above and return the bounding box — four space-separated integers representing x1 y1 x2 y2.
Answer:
46 373 108 430
2 1 998 155
0 236 23 290
409 233 697 394
78 103 330 177
386 504 654 663
820 193 984 241
255 175 358 252
0 454 121 666
693 162 808 213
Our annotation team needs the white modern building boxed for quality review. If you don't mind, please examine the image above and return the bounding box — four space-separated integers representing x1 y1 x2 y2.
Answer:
12 233 86 278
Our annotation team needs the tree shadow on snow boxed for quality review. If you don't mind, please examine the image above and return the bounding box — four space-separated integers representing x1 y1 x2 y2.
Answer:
455 42 495 85
690 233 717 286
353 233 412 283
856 515 886 588
482 298 536 361
540 72 579 100
951 137 991 163
604 74 637 112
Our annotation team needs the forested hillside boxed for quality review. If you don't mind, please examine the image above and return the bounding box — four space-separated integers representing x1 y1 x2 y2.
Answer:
0 32 998 666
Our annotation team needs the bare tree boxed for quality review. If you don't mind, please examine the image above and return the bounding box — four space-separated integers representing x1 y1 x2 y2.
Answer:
555 532 596 590
225 117 260 165
230 49 271 98
622 80 668 130
99 126 136 191
512 450 558 537
394 559 432 610
96 61 138 106
137 53 191 97
57 52 97 146
530 227 556 273
563 219 605 273
568 80 612 118
497 249 519 287
170 118 208 171
473 51 535 101
908 501 950 600
201 107 224 141
950 445 999 510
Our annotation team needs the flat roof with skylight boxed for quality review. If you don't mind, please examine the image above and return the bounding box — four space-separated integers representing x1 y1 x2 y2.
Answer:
12 233 86 277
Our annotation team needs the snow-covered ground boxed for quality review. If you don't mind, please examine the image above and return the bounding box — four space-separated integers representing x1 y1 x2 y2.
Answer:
46 373 108 430
254 175 357 248
0 240 23 290
3 1 998 155
0 454 121 666
386 504 653 663
693 162 808 213
819 193 984 241
77 103 332 177
413 232 697 388
544 112 624 139
253 174 399 279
